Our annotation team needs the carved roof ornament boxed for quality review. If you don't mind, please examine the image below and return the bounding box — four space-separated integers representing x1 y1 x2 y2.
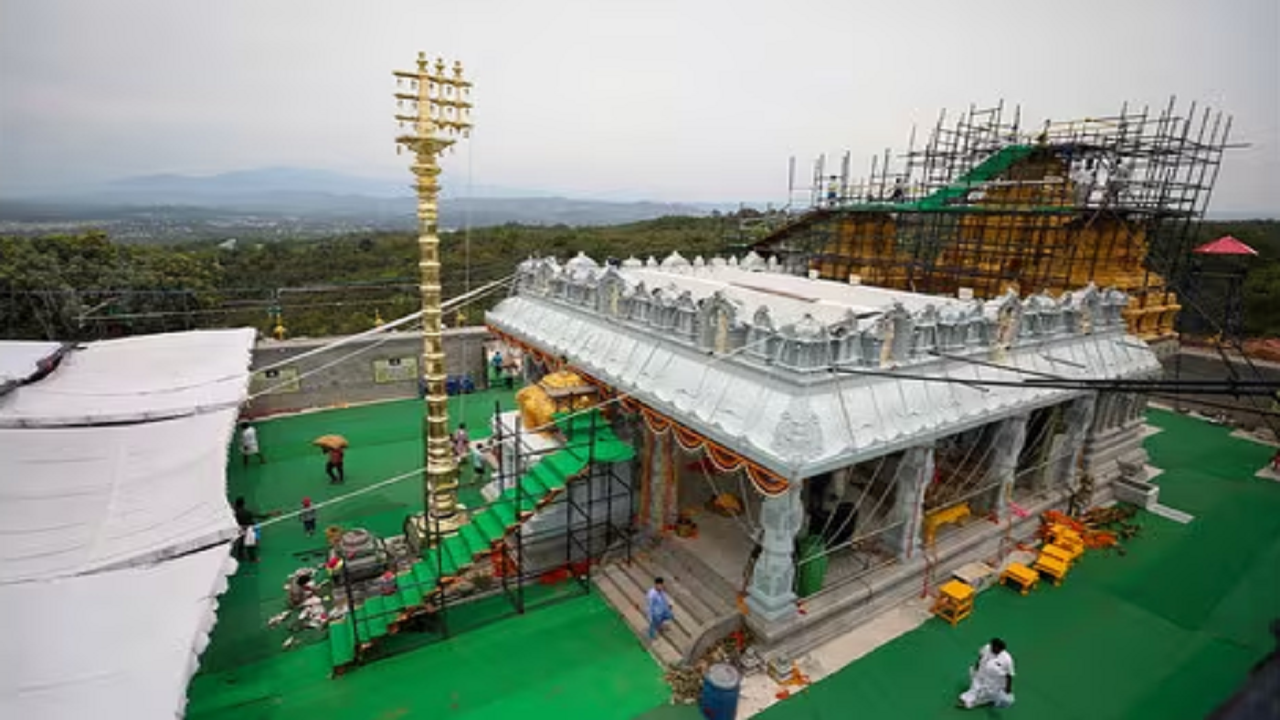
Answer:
727 255 740 268
752 305 775 332
661 251 690 272
645 256 658 268
565 250 599 276
741 251 766 271
710 256 728 268
622 256 643 269
787 313 827 340
772 395 824 466
939 304 965 326
916 303 939 326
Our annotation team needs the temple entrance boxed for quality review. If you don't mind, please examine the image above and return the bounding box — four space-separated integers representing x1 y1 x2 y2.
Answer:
668 445 762 597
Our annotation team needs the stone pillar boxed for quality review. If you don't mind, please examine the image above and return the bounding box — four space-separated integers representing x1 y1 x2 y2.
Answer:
1093 393 1114 432
643 429 673 535
1051 395 1097 491
992 414 1030 522
747 484 804 622
888 445 934 561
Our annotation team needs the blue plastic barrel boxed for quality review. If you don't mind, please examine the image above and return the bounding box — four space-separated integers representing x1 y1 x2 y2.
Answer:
699 663 741 720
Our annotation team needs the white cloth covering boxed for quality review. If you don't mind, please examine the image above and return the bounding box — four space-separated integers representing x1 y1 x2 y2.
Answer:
0 546 237 720
0 329 256 719
0 408 241 583
0 328 255 427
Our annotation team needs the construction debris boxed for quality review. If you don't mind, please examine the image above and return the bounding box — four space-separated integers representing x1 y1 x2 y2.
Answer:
664 665 702 704
1041 505 1142 556
663 624 758 704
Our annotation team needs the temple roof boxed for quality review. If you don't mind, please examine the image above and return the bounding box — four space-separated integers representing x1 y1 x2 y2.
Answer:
489 252 1161 480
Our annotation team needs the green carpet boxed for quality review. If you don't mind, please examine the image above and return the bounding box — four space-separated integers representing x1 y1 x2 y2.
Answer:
188 389 668 720
754 409 1280 720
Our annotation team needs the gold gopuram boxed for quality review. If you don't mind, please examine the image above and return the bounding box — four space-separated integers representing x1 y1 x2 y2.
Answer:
750 101 1232 346
393 53 473 542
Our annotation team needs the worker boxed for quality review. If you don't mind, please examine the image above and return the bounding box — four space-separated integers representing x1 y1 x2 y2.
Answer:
452 423 470 460
323 445 345 484
890 177 906 203
1105 160 1133 205
232 496 278 562
300 497 317 537
240 422 265 467
470 439 488 476
958 638 1016 709
490 350 504 386
647 577 675 640
1072 160 1095 207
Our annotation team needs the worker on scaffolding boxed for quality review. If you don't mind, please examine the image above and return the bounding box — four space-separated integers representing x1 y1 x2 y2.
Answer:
826 178 840 206
889 177 906 203
1072 158 1096 207
1105 159 1134 206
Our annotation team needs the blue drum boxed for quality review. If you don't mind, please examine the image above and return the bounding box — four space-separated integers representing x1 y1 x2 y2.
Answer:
699 663 741 720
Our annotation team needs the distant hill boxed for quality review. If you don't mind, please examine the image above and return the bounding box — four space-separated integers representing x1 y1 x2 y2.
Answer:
0 167 730 235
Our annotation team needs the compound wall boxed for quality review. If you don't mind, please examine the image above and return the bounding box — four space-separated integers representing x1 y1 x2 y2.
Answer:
245 327 492 417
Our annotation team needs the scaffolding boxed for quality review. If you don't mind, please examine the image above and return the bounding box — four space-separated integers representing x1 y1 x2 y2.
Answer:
753 98 1233 344
327 394 636 673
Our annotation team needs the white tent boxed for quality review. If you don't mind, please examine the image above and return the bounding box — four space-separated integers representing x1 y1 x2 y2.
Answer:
0 545 235 719
0 329 255 720
0 408 241 582
0 329 255 427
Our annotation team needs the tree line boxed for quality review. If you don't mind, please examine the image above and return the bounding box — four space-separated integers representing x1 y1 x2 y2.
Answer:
1 217 1276 342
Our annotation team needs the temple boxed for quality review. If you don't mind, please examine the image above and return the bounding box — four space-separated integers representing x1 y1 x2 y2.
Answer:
486 250 1161 659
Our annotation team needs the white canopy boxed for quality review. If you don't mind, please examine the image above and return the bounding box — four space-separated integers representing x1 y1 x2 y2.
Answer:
0 408 241 583
0 329 256 427
0 328 255 720
0 545 236 720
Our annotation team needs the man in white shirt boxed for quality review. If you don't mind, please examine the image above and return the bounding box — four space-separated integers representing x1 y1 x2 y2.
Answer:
240 422 265 467
959 637 1015 709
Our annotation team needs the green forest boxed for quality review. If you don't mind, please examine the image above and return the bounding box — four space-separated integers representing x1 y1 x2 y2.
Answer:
1 217 1277 341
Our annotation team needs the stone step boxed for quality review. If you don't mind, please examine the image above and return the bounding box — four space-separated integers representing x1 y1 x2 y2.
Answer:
654 542 740 612
607 560 700 649
628 552 722 628
594 565 682 667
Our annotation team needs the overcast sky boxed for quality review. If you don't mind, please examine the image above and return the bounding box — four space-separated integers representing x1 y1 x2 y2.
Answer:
1 0 1276 212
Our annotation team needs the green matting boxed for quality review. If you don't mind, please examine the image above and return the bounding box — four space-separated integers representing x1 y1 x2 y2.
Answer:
188 388 666 720
753 408 1280 720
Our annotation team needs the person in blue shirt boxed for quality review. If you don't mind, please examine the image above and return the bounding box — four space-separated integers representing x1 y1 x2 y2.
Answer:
647 577 674 640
